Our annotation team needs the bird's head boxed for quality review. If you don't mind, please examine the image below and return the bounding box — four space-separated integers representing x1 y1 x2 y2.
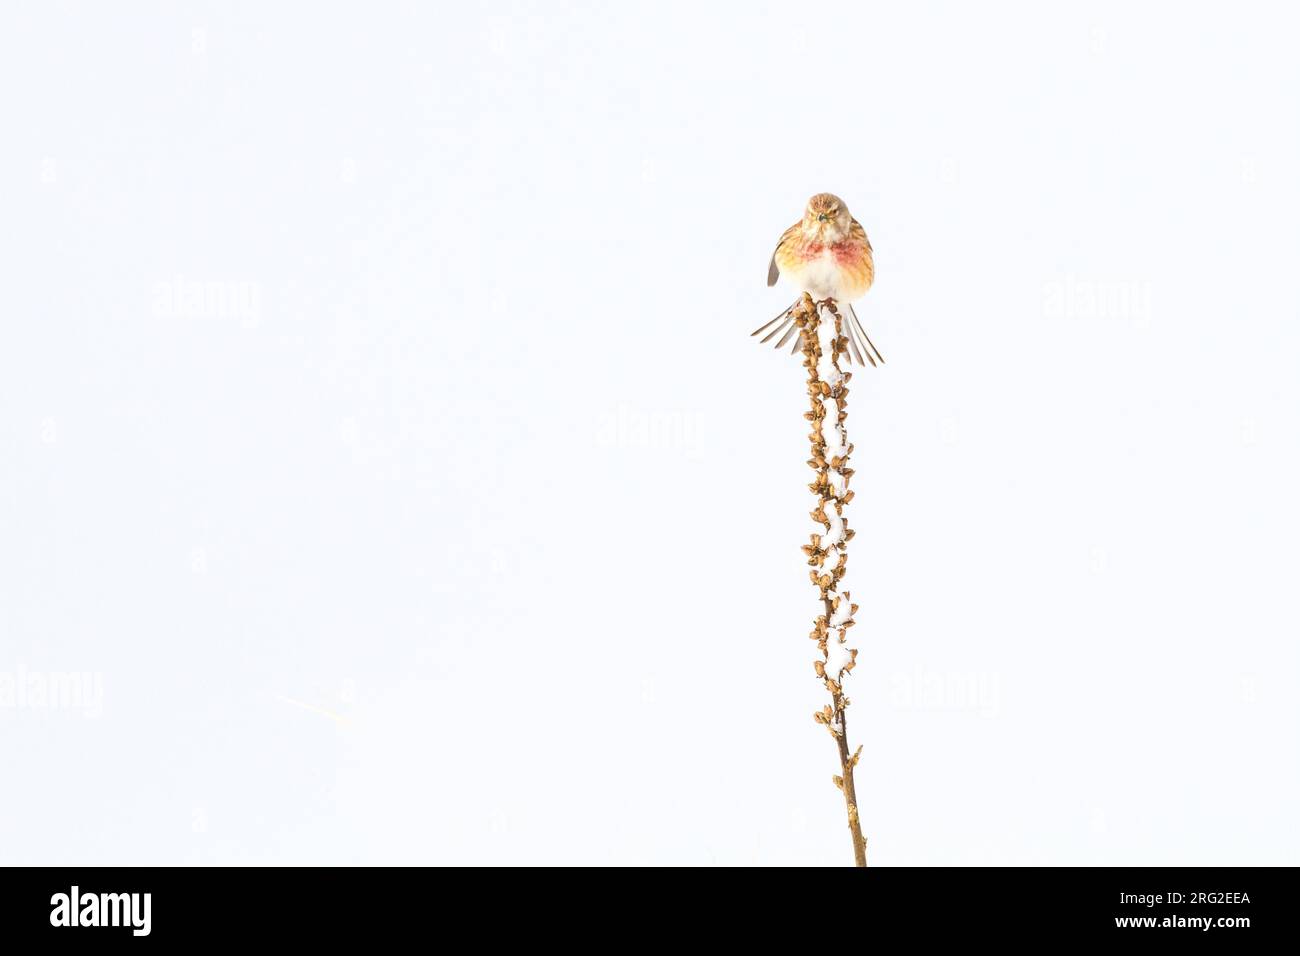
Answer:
804 193 850 240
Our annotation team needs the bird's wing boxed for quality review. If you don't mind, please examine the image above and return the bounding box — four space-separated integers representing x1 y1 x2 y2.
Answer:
767 221 801 287
849 217 873 253
849 217 876 293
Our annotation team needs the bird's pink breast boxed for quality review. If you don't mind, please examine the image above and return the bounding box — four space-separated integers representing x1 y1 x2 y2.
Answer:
794 240 865 267
832 240 867 265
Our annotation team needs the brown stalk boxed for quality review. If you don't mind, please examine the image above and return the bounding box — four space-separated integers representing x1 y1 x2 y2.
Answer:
793 293 868 867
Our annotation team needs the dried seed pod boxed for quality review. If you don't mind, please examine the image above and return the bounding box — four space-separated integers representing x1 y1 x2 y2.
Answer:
777 296 871 864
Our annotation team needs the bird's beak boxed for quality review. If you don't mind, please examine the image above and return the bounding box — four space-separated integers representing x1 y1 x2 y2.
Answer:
818 214 828 222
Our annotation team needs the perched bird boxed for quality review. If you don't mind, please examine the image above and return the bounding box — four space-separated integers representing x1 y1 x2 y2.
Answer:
752 193 883 366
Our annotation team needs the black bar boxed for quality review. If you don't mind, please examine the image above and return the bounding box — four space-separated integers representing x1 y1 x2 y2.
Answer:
0 866 1289 943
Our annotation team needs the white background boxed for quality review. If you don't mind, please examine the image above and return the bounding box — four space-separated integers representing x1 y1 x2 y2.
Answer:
2 2 1297 866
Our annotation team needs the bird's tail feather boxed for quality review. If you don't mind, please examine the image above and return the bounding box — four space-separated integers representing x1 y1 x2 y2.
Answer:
751 300 799 339
752 299 883 366
751 299 801 349
842 312 870 366
848 303 884 366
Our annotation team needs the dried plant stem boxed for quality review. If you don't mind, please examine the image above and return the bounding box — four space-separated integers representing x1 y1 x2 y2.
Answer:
830 648 868 868
795 292 868 867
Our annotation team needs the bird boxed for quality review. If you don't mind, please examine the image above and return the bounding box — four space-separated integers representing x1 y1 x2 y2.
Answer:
752 192 883 366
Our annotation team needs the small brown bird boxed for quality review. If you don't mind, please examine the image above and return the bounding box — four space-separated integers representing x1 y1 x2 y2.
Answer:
753 193 883 365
